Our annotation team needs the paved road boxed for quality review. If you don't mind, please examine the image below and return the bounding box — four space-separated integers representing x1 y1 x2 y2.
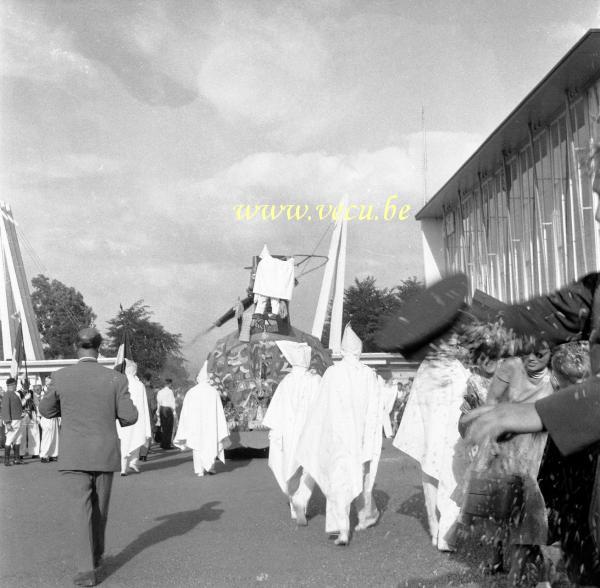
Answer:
0 440 505 587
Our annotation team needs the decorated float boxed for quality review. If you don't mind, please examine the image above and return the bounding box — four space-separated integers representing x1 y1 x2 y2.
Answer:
206 245 332 449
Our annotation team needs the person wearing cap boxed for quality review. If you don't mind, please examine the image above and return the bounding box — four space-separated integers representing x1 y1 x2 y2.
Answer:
296 323 389 546
39 375 59 463
40 327 138 587
117 359 151 476
2 377 24 466
262 341 320 524
173 361 229 477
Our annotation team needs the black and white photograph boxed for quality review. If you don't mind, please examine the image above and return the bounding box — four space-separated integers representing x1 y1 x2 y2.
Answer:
2 1 600 586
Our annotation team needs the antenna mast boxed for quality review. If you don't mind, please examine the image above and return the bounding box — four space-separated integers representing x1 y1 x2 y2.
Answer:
422 105 428 205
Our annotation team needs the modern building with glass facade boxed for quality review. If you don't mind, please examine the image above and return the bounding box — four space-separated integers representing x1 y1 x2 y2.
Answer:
417 30 600 302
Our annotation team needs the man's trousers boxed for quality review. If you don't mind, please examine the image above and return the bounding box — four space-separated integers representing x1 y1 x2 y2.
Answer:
19 414 40 456
159 407 174 449
60 471 114 573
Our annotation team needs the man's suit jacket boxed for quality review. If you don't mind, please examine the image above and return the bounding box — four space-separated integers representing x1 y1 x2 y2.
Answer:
1 390 22 423
40 358 138 471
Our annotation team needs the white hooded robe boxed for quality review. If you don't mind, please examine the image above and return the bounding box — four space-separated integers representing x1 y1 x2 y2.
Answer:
262 341 320 496
296 324 386 537
117 360 152 460
393 356 470 550
174 362 229 471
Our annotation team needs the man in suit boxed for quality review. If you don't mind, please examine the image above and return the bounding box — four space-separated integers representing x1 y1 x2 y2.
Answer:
40 328 138 587
2 377 24 465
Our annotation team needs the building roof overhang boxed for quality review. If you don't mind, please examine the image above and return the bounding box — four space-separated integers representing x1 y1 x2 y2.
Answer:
416 29 600 220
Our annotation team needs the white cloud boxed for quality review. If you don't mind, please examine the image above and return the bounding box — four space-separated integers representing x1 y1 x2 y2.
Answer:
157 131 483 221
6 153 122 182
198 5 330 125
0 4 96 82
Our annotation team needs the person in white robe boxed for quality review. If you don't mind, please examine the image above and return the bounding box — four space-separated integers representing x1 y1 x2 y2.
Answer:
393 345 470 551
262 341 320 525
174 362 229 477
117 360 151 475
19 380 40 458
296 324 389 546
39 376 59 462
253 244 295 317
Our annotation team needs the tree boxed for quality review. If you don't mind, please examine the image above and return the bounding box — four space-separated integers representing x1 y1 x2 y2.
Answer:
342 275 425 352
105 300 184 381
396 276 425 305
161 353 193 391
31 274 96 359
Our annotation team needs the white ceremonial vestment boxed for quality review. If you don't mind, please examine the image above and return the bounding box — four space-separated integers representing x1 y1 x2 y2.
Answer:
296 324 386 543
262 341 320 523
393 356 470 550
117 362 151 472
20 411 40 456
40 386 59 458
253 244 295 301
174 363 229 475
40 415 59 458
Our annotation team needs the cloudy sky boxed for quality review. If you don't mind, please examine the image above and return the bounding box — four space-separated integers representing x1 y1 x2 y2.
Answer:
1 0 598 373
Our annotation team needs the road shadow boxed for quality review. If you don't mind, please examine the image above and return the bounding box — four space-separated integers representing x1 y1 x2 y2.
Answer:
138 454 191 473
141 450 252 475
397 487 429 534
213 458 252 474
100 501 223 582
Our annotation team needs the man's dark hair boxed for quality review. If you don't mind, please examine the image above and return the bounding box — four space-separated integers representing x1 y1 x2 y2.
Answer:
6 377 16 385
143 373 152 382
76 328 103 350
165 378 173 385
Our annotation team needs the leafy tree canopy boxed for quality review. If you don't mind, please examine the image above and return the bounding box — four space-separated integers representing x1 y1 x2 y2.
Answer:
342 275 424 352
31 274 96 359
105 300 184 382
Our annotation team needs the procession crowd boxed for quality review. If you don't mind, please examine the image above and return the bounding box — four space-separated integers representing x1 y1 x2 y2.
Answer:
0 370 188 474
5 318 599 587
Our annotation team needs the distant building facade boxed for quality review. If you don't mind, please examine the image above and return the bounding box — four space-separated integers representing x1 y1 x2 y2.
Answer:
418 30 600 302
